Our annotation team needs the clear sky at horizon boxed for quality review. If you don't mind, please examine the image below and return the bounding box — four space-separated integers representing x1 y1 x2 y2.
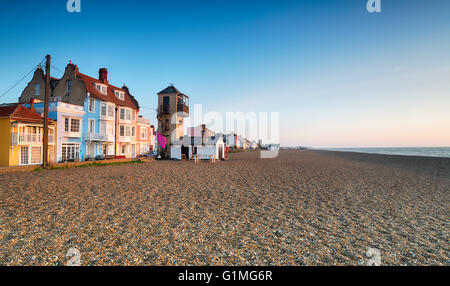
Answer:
0 0 449 147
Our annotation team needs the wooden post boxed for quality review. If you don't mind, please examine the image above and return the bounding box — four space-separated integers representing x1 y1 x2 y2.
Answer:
42 54 51 168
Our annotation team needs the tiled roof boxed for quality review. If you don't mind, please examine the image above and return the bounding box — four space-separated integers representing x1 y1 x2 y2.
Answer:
158 85 182 95
76 72 139 110
0 103 19 118
0 103 54 123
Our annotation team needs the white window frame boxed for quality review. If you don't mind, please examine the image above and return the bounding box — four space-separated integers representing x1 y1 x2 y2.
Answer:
141 127 147 139
115 90 124 100
61 143 80 161
70 118 80 133
107 122 114 135
107 104 114 117
100 102 107 116
88 98 95 113
88 119 95 133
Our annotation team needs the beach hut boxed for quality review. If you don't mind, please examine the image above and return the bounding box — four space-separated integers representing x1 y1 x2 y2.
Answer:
170 133 225 161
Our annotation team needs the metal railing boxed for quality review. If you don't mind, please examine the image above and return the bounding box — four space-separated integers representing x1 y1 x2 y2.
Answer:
84 132 109 142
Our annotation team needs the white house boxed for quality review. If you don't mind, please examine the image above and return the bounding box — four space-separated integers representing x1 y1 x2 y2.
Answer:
171 133 225 160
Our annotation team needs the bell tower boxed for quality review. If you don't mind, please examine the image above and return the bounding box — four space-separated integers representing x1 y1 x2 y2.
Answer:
156 85 189 158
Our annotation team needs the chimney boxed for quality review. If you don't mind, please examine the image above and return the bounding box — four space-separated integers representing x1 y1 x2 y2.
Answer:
122 84 129 94
99 68 108 84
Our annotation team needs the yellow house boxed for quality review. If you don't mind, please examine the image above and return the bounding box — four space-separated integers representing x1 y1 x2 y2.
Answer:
0 103 56 167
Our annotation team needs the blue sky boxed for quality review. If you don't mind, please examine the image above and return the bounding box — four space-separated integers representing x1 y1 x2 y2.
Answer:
0 0 449 147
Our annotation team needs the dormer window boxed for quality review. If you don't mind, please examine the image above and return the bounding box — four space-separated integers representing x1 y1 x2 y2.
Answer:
115 90 124 100
96 84 107 95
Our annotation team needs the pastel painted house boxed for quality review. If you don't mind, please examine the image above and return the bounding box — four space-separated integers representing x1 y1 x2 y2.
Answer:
0 103 56 166
26 99 85 162
19 61 146 160
136 116 152 155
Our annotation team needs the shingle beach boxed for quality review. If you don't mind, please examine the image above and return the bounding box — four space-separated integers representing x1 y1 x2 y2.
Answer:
0 150 448 265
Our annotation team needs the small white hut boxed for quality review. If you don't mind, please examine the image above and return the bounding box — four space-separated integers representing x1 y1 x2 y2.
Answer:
170 133 225 160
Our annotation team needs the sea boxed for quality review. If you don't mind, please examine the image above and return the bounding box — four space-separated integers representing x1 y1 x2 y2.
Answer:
319 147 450 159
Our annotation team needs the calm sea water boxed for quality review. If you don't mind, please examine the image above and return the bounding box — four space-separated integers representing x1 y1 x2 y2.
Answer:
320 147 450 158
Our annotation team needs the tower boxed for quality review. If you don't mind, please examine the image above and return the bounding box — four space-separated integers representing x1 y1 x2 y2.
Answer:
156 85 189 158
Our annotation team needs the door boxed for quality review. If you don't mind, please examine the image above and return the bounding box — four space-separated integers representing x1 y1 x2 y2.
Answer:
49 146 55 164
181 146 189 160
88 143 95 158
218 146 224 160
131 144 136 158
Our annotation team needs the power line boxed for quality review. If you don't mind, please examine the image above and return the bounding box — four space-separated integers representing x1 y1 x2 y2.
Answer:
51 65 65 75
0 57 46 101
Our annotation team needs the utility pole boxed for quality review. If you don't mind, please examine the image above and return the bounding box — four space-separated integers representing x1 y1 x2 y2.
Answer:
42 54 51 168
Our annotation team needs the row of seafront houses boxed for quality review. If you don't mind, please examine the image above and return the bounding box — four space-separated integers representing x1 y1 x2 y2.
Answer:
0 61 155 167
0 60 260 167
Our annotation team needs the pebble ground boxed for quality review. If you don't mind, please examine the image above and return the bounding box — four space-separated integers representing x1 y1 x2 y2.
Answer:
0 150 448 265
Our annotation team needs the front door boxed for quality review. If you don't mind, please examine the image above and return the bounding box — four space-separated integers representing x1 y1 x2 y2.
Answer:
131 144 136 158
181 146 189 160
88 143 95 158
218 146 224 160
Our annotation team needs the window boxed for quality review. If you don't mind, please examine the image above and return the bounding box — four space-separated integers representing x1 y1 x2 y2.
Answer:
126 109 131 120
96 84 107 95
121 145 126 154
67 80 72 92
62 143 80 161
30 147 42 164
101 103 107 116
163 96 169 113
120 108 125 120
119 125 125 137
132 126 135 137
108 104 114 117
70 118 80 132
100 122 106 134
88 98 95 112
141 128 147 139
64 118 69 132
107 123 114 135
125 126 131 137
132 110 136 121
35 84 40 96
89 119 95 133
20 147 29 165
115 91 124 100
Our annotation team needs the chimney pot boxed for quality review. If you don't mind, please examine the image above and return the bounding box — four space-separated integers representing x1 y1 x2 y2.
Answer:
99 68 108 84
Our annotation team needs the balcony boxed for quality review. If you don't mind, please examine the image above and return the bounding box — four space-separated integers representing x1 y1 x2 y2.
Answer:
11 133 55 145
177 104 189 116
63 131 81 138
84 132 109 142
